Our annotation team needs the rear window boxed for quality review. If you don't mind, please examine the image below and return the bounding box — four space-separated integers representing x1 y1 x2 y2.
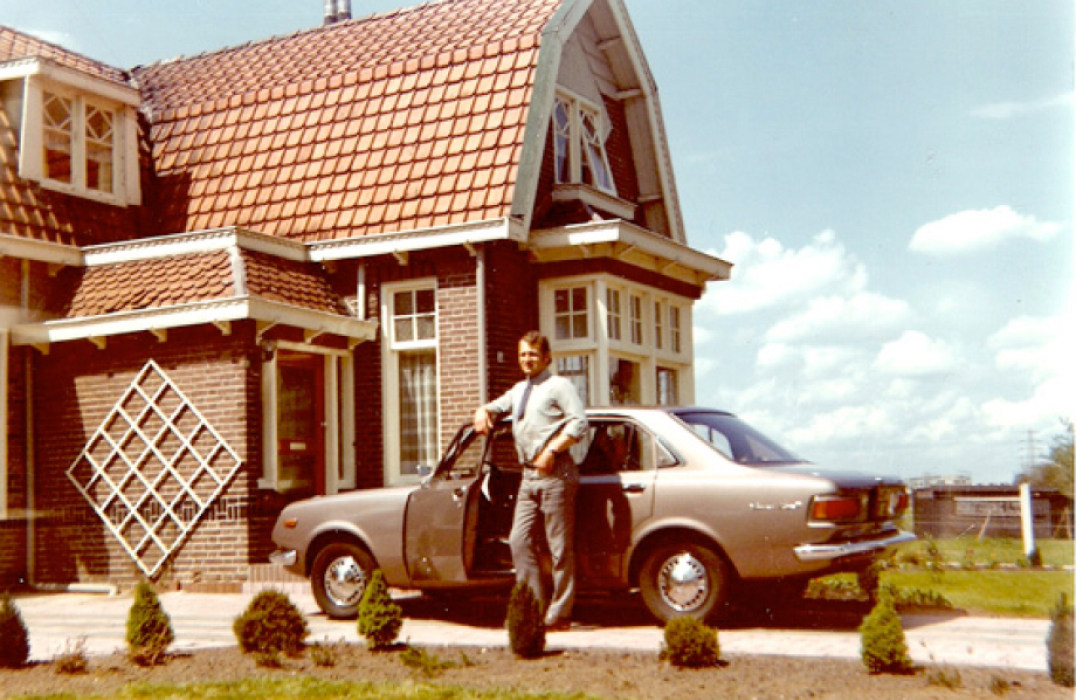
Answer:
678 412 804 465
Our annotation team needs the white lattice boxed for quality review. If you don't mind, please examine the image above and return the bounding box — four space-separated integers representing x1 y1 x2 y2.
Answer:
67 359 243 578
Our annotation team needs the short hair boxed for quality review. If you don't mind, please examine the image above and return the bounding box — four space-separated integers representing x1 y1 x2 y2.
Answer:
519 330 551 357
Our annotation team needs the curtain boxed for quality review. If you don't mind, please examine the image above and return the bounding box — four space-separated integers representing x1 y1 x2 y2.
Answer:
399 350 438 475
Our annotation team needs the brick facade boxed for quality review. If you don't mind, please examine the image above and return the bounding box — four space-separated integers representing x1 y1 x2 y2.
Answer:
29 325 265 590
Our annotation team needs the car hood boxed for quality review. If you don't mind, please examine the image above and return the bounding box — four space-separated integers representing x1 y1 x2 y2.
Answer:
281 484 417 515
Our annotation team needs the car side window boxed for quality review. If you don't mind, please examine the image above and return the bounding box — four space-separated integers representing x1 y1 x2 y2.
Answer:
692 423 733 460
581 421 649 475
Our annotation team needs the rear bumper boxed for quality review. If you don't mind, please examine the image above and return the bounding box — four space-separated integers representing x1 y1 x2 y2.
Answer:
793 529 916 563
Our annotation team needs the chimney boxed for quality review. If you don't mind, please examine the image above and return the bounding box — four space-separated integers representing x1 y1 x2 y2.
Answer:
324 0 352 24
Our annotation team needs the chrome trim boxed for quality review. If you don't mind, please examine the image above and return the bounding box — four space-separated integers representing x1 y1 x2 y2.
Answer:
793 530 916 563
269 549 298 567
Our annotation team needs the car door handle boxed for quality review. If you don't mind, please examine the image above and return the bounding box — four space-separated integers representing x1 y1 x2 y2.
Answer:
622 483 647 493
453 487 467 500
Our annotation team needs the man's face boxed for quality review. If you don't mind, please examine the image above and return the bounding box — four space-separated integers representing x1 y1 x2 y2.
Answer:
518 340 551 379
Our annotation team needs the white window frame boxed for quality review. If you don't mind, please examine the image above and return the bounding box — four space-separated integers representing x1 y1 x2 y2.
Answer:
381 279 440 485
259 341 355 494
552 90 616 196
539 275 696 407
5 63 141 206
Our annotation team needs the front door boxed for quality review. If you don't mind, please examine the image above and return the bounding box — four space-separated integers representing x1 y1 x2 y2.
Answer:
276 352 325 496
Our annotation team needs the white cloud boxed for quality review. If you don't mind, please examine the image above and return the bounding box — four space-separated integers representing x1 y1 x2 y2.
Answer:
971 91 1074 119
765 292 912 343
874 330 958 376
984 313 1075 424
701 229 866 315
909 206 1063 255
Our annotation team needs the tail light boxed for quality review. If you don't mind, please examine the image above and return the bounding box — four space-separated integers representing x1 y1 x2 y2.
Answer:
810 495 864 522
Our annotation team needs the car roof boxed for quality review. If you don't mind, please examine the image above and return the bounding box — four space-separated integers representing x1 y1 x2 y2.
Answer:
584 406 736 419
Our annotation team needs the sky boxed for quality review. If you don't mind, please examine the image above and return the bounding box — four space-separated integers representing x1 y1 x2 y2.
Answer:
2 0 1072 485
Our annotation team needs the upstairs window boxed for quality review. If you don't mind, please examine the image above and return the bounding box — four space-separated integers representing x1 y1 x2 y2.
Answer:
9 63 140 206
554 286 589 341
553 93 615 195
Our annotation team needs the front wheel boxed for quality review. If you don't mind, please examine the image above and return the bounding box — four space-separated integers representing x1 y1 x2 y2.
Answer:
310 542 376 619
638 542 731 624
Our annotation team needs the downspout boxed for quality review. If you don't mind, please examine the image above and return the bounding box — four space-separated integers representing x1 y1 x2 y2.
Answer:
476 245 487 404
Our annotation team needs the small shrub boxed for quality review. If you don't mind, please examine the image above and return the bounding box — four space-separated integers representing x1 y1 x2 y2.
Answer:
857 562 883 602
1048 593 1075 687
308 638 341 668
989 675 1013 695
400 645 456 677
0 592 31 669
53 638 89 675
357 570 403 650
125 581 174 666
233 589 308 658
885 583 953 611
505 581 545 659
660 616 721 668
926 666 962 688
859 589 914 675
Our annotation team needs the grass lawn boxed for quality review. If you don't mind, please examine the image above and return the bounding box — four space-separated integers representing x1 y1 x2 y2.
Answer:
882 569 1073 617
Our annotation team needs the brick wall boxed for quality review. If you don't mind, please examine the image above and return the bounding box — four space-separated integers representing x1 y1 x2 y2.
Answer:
30 324 263 591
484 241 537 399
1 343 28 585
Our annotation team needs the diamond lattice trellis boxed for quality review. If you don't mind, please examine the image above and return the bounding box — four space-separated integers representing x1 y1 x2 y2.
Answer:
67 359 243 578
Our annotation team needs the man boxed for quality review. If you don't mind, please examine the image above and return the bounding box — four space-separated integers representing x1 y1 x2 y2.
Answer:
474 330 587 631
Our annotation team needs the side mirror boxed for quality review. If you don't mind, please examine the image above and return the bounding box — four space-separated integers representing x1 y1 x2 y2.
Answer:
416 464 433 483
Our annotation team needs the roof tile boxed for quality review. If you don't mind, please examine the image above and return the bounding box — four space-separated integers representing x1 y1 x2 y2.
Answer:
135 0 559 241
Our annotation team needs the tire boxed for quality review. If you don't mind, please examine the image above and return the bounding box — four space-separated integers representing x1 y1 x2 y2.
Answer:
310 542 377 619
638 542 731 624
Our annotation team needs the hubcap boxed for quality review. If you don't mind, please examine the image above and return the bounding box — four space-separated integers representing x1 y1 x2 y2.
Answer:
323 556 366 607
658 552 709 612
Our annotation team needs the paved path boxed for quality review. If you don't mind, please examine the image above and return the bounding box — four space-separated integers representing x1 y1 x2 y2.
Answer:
12 589 1053 673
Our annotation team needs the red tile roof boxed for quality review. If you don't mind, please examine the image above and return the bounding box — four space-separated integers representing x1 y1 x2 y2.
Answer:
134 0 561 242
0 26 130 85
58 246 345 318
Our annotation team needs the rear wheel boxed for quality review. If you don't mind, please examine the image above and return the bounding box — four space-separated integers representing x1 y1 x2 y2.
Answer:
310 542 376 619
638 542 731 624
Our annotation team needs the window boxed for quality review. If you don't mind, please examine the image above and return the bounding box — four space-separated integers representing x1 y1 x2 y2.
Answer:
629 294 643 345
553 93 615 194
654 301 664 350
38 88 118 196
656 366 678 406
670 306 682 354
556 355 590 406
609 356 640 405
13 68 140 205
383 282 439 483
606 288 621 341
554 286 589 340
540 277 695 407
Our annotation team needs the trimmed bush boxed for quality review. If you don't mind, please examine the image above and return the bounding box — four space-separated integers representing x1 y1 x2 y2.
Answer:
356 570 402 650
125 582 174 666
0 592 30 668
1048 593 1075 687
505 581 545 659
660 616 721 668
859 589 914 674
233 589 308 658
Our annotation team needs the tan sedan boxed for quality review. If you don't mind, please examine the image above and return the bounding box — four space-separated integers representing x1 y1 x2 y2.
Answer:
270 407 913 622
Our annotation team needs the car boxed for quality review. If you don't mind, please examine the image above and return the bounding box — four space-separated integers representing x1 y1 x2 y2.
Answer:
269 406 914 623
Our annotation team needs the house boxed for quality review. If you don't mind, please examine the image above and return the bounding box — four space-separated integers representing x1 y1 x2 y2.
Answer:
0 0 730 591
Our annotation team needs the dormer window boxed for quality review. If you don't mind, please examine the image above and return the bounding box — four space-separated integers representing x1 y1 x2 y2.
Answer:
553 92 615 195
39 88 118 197
1 57 140 206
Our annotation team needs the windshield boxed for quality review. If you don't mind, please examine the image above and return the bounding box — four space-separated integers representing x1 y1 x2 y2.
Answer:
676 411 805 465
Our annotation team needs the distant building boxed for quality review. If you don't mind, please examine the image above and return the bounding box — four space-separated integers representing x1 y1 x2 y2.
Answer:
906 474 973 490
913 485 1073 540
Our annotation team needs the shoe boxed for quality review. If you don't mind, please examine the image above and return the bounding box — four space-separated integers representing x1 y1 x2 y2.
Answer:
545 618 571 632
